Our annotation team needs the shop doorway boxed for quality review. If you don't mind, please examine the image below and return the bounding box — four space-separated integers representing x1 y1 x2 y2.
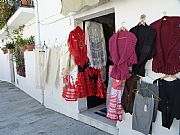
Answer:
83 13 115 109
77 9 118 134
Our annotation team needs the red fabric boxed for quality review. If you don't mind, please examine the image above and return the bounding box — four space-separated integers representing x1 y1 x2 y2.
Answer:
106 84 125 121
150 16 180 75
109 30 137 80
75 67 106 99
112 79 125 90
62 75 77 101
68 26 89 67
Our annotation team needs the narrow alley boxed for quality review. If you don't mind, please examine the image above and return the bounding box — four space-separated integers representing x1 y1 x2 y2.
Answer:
0 81 110 135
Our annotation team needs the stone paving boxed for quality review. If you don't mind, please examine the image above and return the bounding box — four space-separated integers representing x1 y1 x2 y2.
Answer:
0 81 110 135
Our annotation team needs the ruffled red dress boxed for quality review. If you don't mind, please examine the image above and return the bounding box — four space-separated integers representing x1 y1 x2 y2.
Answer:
65 26 106 100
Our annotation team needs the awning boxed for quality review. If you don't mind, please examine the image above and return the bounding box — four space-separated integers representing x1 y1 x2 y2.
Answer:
61 0 110 16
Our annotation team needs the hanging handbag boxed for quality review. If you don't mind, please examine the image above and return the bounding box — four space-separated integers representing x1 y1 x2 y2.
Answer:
62 75 77 101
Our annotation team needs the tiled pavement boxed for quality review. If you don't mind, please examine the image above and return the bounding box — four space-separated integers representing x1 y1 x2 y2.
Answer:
0 81 110 135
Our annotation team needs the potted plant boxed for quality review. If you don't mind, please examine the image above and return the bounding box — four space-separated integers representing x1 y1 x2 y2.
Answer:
16 37 27 52
26 35 35 51
1 47 8 54
5 41 15 54
21 0 29 6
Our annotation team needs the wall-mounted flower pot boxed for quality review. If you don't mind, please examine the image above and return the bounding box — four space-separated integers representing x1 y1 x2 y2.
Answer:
21 0 29 6
26 44 34 51
19 46 27 52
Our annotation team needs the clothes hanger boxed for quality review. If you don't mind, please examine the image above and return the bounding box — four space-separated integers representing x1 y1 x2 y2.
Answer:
163 11 167 21
39 41 48 52
119 21 126 31
132 78 161 101
138 14 146 26
160 74 177 80
53 38 59 47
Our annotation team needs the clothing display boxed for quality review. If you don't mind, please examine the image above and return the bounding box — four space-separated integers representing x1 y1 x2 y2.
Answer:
68 26 89 67
121 75 139 114
106 66 113 109
109 30 137 80
46 47 61 87
107 81 125 121
60 43 75 77
62 75 77 101
137 81 159 122
85 21 107 69
130 24 156 76
68 26 106 99
158 79 180 129
61 0 109 15
75 64 106 98
150 16 180 75
35 48 50 90
34 14 180 134
132 94 154 135
55 42 75 88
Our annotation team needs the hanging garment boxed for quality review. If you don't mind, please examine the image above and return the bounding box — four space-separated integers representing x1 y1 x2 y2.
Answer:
121 75 139 114
46 47 61 87
75 64 106 98
158 79 180 129
106 81 125 121
130 24 156 76
68 26 106 99
109 30 137 80
85 21 107 69
35 48 50 90
55 42 75 88
112 79 125 90
150 16 180 75
132 94 154 135
61 0 109 15
106 66 113 109
68 26 89 67
137 81 159 122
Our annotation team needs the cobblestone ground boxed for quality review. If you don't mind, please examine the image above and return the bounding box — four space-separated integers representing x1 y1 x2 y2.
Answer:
0 81 110 135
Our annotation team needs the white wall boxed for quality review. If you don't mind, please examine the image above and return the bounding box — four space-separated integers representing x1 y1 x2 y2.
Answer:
33 0 80 119
0 52 12 83
14 51 43 103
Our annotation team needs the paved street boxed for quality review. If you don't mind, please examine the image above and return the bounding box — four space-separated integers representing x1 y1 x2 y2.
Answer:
0 81 110 135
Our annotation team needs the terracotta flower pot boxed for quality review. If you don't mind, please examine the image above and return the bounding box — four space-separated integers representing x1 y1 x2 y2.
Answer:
21 0 29 6
26 44 34 51
19 46 27 52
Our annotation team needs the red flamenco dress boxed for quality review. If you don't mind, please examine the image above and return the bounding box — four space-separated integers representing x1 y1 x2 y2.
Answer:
66 26 106 99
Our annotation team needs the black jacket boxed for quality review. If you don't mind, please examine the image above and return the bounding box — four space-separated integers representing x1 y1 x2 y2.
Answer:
130 24 156 76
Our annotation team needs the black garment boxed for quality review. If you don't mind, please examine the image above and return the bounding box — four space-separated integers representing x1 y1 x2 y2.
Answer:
158 79 180 129
130 24 156 76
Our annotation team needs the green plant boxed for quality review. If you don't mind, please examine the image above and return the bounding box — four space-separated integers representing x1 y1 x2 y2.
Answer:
12 25 25 40
26 35 35 45
0 1 11 29
1 47 8 53
13 46 26 77
16 37 26 47
5 41 15 49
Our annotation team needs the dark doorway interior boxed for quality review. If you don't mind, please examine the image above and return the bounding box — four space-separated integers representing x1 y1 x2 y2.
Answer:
83 13 115 109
